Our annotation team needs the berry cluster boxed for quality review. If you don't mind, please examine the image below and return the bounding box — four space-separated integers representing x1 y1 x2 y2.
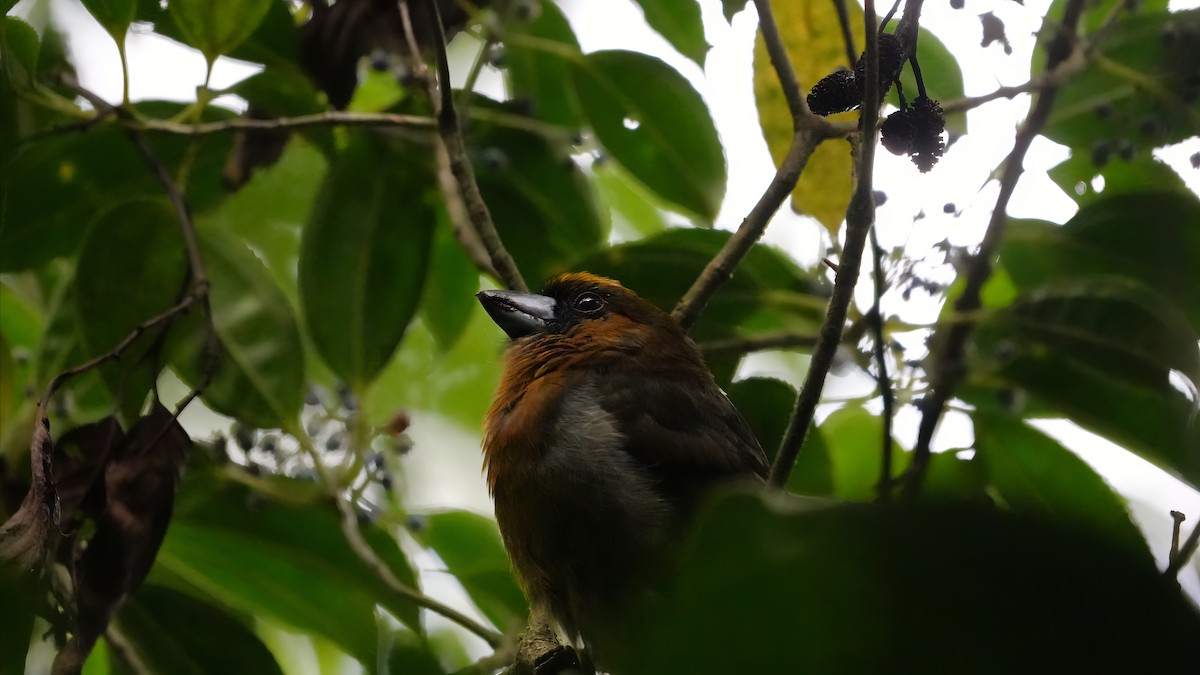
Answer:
807 33 905 116
881 96 946 173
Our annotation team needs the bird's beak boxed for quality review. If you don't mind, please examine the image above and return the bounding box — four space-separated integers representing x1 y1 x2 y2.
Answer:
477 290 558 339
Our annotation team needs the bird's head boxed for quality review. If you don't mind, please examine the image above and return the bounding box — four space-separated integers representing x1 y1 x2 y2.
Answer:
477 272 686 351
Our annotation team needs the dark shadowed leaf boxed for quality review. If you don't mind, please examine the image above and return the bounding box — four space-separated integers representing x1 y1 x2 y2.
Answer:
468 98 606 285
975 413 1151 561
53 417 124 530
572 50 725 221
172 230 305 429
721 0 749 22
169 0 274 64
416 510 527 633
0 564 38 675
75 200 188 422
0 102 233 272
384 630 443 675
156 469 421 666
631 0 708 66
79 0 136 44
299 131 435 389
110 584 283 675
605 492 1200 674
54 403 190 672
1044 9 1200 151
1000 191 1200 334
1 16 38 90
506 0 584 128
1049 151 1188 206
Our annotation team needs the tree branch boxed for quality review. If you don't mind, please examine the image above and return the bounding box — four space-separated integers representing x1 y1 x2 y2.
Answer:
868 228 896 503
1166 518 1199 579
769 0 884 489
941 45 1090 115
831 0 858 67
672 0 843 330
903 0 1088 497
700 333 820 358
401 0 529 292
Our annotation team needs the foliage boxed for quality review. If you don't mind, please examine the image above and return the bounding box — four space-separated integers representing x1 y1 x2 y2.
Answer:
1 0 1198 673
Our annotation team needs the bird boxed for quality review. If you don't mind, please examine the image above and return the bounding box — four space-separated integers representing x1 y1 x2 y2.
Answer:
477 272 769 662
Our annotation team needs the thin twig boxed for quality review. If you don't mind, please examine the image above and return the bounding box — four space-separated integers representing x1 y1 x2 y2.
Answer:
1166 518 1199 579
294 435 504 647
700 333 820 358
402 0 529 292
831 0 858 67
769 0 884 489
903 0 1088 497
869 228 896 503
672 0 840 330
1169 511 1186 566
941 45 1090 115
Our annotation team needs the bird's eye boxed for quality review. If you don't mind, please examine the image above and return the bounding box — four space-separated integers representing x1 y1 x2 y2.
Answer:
573 292 605 314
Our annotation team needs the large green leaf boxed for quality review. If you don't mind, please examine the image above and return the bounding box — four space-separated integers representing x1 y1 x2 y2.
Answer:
604 492 1199 674
1000 191 1200 333
1048 151 1188 206
137 0 298 68
419 216 479 352
572 50 725 221
172 230 305 429
415 510 527 633
169 0 274 65
1 16 38 90
75 200 188 421
985 277 1200 389
469 97 606 284
155 470 421 667
975 414 1151 562
80 0 136 44
110 585 283 675
0 102 233 272
1044 9 1200 151
299 131 435 389
506 0 584 128
631 0 708 66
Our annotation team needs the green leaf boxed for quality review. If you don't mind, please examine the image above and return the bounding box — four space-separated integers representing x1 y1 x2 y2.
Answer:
988 276 1200 388
384 631 443 675
725 377 833 495
75 200 188 422
0 102 233 272
420 218 479 352
754 0 862 235
506 0 584 128
819 405 906 502
0 279 42 352
631 0 708 66
1 16 38 90
469 97 606 284
299 131 435 389
173 230 305 429
1001 191 1200 333
0 565 38 675
1048 151 1188 206
1044 9 1200 151
574 228 827 347
975 414 1151 562
721 0 750 23
416 510 527 632
893 28 966 137
112 585 283 675
0 337 13 422
80 0 136 44
606 492 1200 674
202 139 328 301
137 0 299 68
593 162 670 238
572 50 726 221
155 470 421 667
169 0 275 65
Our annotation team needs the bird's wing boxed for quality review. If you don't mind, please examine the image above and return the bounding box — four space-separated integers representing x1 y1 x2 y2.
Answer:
596 371 769 481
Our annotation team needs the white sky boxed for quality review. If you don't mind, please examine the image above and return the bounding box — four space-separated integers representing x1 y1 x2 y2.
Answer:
10 0 1200 664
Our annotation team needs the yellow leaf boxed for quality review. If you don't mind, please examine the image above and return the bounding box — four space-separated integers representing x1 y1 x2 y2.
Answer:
754 0 864 237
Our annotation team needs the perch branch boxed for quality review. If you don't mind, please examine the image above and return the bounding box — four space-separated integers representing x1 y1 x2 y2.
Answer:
769 0 885 489
869 228 896 503
700 333 820 358
903 0 1087 497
